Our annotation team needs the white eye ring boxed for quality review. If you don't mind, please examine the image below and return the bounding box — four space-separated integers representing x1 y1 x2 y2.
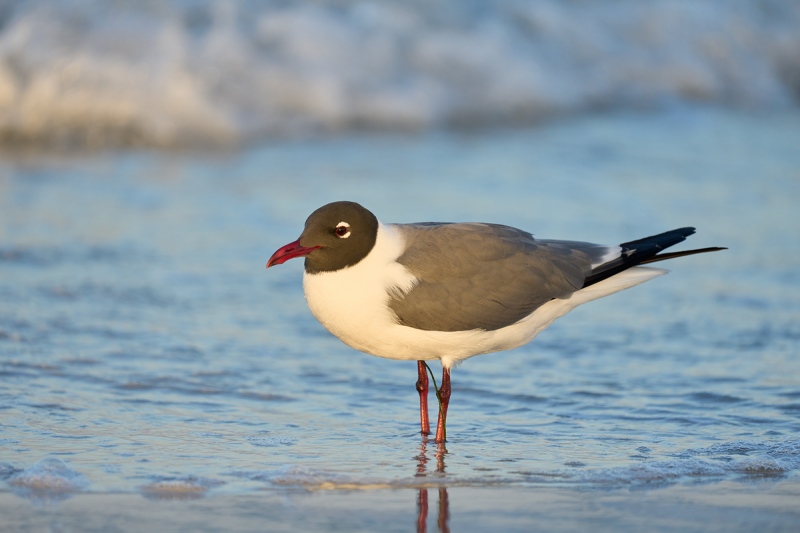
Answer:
335 221 351 238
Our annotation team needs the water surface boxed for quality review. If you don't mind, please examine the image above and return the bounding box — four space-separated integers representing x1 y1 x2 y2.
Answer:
1 108 799 531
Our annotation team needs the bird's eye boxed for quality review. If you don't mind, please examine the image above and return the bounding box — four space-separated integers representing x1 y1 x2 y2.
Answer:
335 222 351 238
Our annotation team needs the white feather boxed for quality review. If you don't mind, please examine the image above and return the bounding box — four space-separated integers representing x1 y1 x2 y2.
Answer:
591 245 623 268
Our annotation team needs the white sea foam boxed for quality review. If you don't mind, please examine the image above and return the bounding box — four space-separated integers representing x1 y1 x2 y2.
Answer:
140 475 225 500
8 457 89 494
546 440 800 486
223 441 800 490
0 0 798 148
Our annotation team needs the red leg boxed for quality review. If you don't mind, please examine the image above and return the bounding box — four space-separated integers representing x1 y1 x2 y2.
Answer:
417 361 430 435
434 368 451 443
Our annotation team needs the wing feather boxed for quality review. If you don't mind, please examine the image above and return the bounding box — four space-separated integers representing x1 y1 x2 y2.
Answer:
389 223 594 332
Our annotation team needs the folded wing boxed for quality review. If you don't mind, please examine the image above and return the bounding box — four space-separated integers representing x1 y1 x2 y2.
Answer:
390 223 606 331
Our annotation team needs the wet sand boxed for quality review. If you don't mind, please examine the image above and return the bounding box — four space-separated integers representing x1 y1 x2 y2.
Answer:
2 479 800 533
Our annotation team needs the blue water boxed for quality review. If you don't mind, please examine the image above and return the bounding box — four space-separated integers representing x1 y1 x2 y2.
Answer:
1 108 800 531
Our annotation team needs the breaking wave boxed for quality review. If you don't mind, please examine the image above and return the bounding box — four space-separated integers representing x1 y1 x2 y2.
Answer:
0 0 799 148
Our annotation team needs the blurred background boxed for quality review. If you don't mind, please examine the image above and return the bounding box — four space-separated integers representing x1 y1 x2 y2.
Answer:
0 0 798 149
1 1 799 528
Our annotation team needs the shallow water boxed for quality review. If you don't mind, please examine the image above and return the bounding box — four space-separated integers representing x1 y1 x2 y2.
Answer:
1 108 800 531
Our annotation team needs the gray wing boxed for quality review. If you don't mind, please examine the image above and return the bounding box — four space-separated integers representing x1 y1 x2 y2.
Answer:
388 223 611 332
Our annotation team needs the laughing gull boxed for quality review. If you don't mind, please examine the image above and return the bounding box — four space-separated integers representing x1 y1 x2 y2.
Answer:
267 201 724 443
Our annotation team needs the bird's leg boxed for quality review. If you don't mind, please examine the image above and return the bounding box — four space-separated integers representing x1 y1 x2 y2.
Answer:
416 361 431 435
434 368 451 444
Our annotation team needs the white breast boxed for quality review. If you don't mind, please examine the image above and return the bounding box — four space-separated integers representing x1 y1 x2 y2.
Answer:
302 223 417 357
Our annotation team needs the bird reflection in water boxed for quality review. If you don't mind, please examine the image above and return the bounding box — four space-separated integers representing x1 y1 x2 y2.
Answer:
414 440 450 533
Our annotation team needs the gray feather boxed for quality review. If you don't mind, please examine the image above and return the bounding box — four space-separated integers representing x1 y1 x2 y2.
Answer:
389 223 595 332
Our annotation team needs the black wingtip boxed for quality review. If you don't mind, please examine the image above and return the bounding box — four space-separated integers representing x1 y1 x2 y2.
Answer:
583 228 721 288
619 227 695 250
640 246 727 264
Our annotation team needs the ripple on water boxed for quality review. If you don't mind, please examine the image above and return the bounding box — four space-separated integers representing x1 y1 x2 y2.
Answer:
686 392 746 404
246 436 298 447
0 462 22 479
0 244 153 267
